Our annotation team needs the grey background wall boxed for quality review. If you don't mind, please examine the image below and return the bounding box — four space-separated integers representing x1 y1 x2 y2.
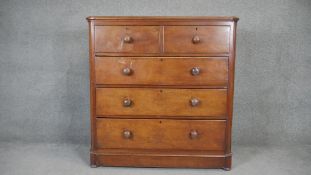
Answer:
0 0 310 146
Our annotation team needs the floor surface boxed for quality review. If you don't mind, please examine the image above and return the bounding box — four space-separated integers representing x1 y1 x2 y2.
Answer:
0 142 310 175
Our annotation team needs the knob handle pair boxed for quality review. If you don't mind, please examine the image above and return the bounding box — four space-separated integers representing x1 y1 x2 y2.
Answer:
123 98 200 107
122 130 199 139
122 67 200 76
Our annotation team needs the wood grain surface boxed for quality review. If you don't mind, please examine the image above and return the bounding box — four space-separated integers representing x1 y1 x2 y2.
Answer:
96 118 226 150
95 57 228 86
96 88 227 117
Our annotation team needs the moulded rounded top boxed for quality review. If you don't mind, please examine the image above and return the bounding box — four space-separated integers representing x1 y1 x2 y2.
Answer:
86 16 239 22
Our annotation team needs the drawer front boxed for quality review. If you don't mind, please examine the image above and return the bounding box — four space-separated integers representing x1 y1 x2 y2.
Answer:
95 26 161 53
95 57 228 86
96 118 226 150
164 26 230 53
96 88 227 117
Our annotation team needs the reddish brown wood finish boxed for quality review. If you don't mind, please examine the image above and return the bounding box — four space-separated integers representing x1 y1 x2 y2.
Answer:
95 155 227 168
96 118 226 150
95 26 161 53
90 149 231 168
95 57 228 86
164 26 230 54
87 16 238 170
88 20 96 154
96 88 227 117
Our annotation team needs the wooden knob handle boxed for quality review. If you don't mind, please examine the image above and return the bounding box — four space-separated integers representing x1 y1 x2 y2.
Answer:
191 67 200 76
123 35 133 43
123 98 132 107
190 98 200 107
192 35 200 44
189 130 199 139
122 67 132 75
123 130 132 139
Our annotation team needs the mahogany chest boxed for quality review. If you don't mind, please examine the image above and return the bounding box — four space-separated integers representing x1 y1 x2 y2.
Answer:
86 16 238 170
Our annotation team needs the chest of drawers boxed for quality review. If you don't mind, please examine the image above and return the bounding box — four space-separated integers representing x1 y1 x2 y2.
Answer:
86 16 238 170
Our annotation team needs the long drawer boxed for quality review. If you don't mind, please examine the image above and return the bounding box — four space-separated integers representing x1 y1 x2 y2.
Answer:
95 57 228 86
96 88 227 117
96 118 226 150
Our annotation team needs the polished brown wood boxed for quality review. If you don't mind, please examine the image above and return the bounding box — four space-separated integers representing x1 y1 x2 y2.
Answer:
93 148 226 155
96 118 226 150
96 88 227 117
87 16 239 21
95 26 161 53
95 57 228 86
88 19 96 156
95 155 228 168
90 148 231 168
87 16 238 170
164 26 230 54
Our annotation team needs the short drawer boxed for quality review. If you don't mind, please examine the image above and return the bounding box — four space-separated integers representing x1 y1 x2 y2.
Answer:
96 88 227 117
96 118 226 150
95 26 161 53
164 26 230 54
95 57 228 86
